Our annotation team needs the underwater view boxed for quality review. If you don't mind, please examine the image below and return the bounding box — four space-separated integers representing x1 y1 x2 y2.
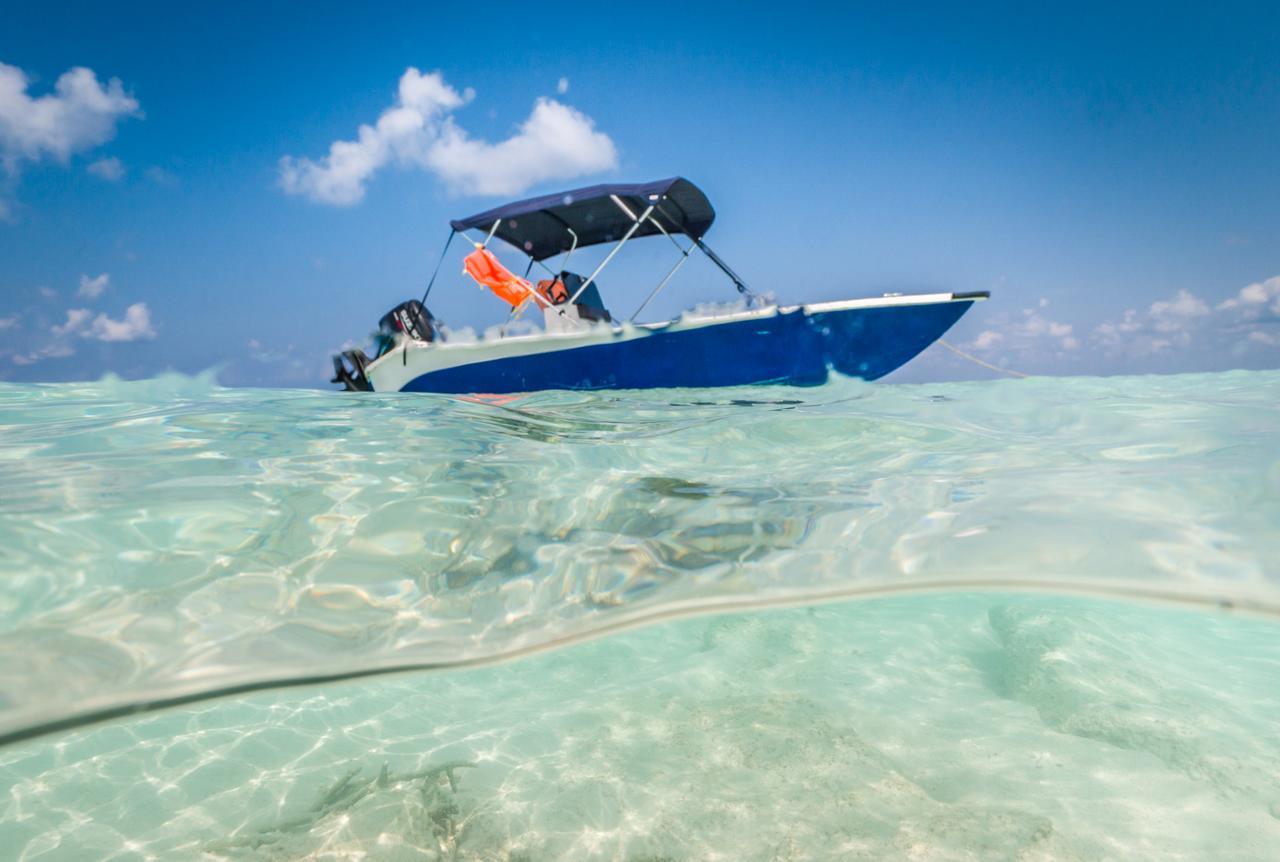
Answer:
1 370 1279 860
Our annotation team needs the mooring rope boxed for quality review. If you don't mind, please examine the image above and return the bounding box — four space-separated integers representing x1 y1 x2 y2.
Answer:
936 338 1029 378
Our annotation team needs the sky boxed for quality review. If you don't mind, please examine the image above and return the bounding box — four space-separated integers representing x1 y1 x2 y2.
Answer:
1 1 1277 386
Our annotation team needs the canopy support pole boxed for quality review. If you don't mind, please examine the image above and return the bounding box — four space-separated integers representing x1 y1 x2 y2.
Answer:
498 304 519 337
694 238 755 299
527 257 556 276
560 227 578 274
421 229 457 303
482 218 502 248
630 247 691 321
629 208 693 321
568 198 655 306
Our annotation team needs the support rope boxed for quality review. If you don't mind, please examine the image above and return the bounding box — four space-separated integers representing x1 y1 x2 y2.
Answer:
936 338 1029 378
421 230 457 304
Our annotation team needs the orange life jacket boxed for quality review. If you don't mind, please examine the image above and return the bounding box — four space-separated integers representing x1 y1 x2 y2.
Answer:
536 278 569 305
462 247 535 310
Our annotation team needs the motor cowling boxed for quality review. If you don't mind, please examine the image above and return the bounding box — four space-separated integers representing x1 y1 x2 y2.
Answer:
378 299 438 345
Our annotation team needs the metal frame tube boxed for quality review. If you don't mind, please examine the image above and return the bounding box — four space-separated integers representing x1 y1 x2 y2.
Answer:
630 248 691 321
694 238 753 297
626 208 694 320
568 201 654 305
514 280 554 311
482 218 502 248
560 227 578 274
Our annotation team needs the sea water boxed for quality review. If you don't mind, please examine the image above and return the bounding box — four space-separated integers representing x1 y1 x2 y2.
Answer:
0 370 1277 860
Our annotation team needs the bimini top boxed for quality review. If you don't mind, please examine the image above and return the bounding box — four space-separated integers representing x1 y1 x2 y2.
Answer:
450 177 715 261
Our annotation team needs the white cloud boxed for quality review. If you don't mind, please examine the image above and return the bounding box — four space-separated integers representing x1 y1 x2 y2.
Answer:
1092 278 1280 358
279 68 468 205
11 342 73 365
971 330 1003 349
1008 309 1078 349
0 62 140 174
1217 275 1280 316
49 300 155 343
0 314 16 330
1095 309 1141 339
557 77 569 95
87 155 125 181
428 97 617 196
279 68 616 205
1092 290 1208 354
38 285 57 300
87 302 154 341
8 293 154 366
145 165 178 187
52 307 92 336
964 307 1078 361
77 272 109 298
1147 289 1209 332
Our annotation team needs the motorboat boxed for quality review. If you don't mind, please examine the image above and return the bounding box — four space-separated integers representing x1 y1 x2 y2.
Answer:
332 177 986 393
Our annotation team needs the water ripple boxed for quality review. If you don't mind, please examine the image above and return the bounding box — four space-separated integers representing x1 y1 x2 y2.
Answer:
0 369 1277 743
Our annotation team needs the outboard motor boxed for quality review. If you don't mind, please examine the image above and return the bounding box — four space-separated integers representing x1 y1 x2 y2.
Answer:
331 300 441 392
377 299 438 350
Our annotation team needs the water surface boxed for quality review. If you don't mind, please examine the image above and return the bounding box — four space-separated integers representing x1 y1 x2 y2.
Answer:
0 370 1277 859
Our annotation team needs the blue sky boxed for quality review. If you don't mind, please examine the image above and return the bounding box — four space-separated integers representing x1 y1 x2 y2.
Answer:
1 2 1277 385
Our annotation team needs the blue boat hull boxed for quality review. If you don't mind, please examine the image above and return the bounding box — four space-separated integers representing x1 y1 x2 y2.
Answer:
392 299 976 394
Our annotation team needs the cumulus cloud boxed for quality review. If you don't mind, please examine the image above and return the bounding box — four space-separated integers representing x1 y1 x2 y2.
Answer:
86 155 125 181
557 77 569 95
88 302 154 341
47 300 155 345
1217 275 1280 316
145 165 178 187
428 97 618 196
7 297 155 366
971 330 1003 349
77 272 109 298
1091 277 1280 359
0 62 139 218
1093 292 1207 355
11 342 73 365
279 68 616 205
1147 289 1209 332
0 62 140 174
967 307 1078 353
51 307 92 336
0 314 16 330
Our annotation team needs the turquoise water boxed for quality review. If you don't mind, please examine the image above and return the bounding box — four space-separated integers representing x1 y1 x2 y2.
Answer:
1 370 1278 859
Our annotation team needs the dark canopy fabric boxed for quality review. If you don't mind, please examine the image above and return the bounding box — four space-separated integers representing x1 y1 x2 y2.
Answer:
450 177 715 261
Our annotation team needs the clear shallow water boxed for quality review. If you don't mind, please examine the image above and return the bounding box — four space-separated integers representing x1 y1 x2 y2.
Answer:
2 594 1279 861
0 370 1278 859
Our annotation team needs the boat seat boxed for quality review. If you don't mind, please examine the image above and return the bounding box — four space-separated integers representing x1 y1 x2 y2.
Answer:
559 272 612 323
